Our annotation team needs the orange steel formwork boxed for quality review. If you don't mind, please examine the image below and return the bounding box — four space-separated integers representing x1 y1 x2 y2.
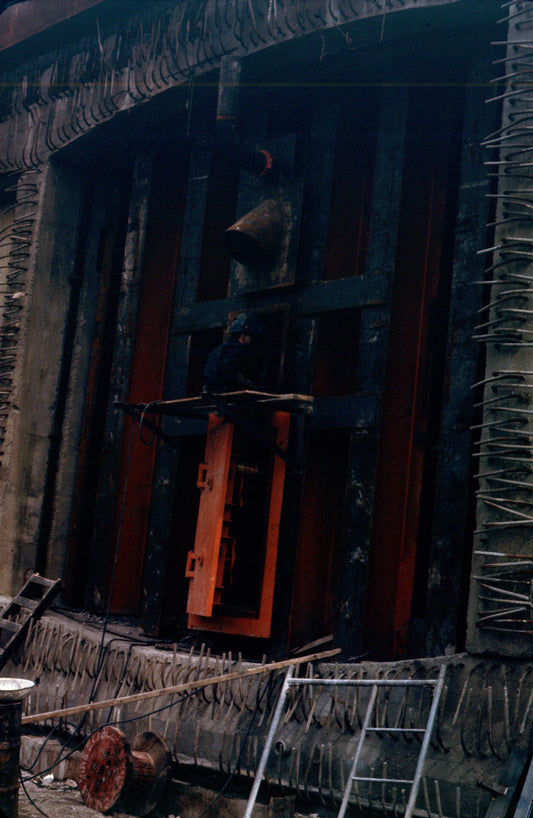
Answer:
186 411 290 638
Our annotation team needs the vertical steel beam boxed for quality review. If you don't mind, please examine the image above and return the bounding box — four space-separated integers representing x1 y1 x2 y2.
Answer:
424 59 497 656
88 153 154 610
336 87 409 657
140 146 211 634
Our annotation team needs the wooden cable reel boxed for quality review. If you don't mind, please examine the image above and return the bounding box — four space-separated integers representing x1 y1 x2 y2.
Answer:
77 725 171 815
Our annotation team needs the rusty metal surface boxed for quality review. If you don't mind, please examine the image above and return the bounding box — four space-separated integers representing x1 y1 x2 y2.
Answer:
185 416 234 619
187 411 290 638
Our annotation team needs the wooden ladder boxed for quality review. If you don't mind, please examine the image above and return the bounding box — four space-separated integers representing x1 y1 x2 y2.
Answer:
0 574 62 671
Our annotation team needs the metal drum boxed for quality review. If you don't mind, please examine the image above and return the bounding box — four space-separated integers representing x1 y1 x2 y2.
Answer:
0 678 35 818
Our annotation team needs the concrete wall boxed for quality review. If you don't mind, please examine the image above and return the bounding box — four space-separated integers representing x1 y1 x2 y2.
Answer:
466 4 533 656
0 163 84 592
9 609 531 818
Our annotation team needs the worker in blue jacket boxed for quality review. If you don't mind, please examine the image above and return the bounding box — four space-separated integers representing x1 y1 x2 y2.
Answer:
203 313 265 394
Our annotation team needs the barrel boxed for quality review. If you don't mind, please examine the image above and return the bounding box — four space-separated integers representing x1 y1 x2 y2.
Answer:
0 700 23 818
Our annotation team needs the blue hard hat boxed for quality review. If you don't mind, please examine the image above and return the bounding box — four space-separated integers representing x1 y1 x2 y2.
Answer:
229 313 264 337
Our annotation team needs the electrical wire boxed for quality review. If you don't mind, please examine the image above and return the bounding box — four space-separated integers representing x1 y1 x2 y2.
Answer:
138 400 159 446
19 663 279 814
346 619 411 663
21 690 196 783
19 774 53 818
19 638 150 775
192 670 277 818
20 413 166 781
19 673 275 818
81 419 136 729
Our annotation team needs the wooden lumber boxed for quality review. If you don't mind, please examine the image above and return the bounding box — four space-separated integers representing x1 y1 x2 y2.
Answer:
21 647 341 725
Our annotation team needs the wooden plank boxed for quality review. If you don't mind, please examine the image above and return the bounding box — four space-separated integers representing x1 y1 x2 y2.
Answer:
22 647 341 725
0 575 61 670
141 391 313 417
0 620 21 634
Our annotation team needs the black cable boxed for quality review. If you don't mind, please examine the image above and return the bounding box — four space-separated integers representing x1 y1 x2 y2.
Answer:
81 419 136 729
193 669 277 818
19 773 53 818
346 619 411 663
138 400 159 446
21 668 276 791
19 638 151 774
21 398 183 777
20 666 286 818
21 719 71 774
21 689 197 783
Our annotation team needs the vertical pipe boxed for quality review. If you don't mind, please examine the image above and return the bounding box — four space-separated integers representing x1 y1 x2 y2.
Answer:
216 55 273 177
403 665 447 818
243 666 294 818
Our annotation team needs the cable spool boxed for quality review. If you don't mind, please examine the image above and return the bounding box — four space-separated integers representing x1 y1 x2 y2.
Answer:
77 726 171 815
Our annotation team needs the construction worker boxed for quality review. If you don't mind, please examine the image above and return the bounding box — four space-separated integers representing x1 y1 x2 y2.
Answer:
202 313 265 394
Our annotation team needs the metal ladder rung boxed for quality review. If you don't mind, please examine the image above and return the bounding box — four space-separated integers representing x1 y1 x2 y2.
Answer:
366 726 426 734
353 776 414 785
243 664 447 818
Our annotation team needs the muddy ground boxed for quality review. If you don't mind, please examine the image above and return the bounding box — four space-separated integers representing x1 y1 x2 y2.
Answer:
16 774 265 818
18 777 141 817
18 777 180 818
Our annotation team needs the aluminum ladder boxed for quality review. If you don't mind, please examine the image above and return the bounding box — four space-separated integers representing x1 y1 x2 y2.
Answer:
243 663 447 818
